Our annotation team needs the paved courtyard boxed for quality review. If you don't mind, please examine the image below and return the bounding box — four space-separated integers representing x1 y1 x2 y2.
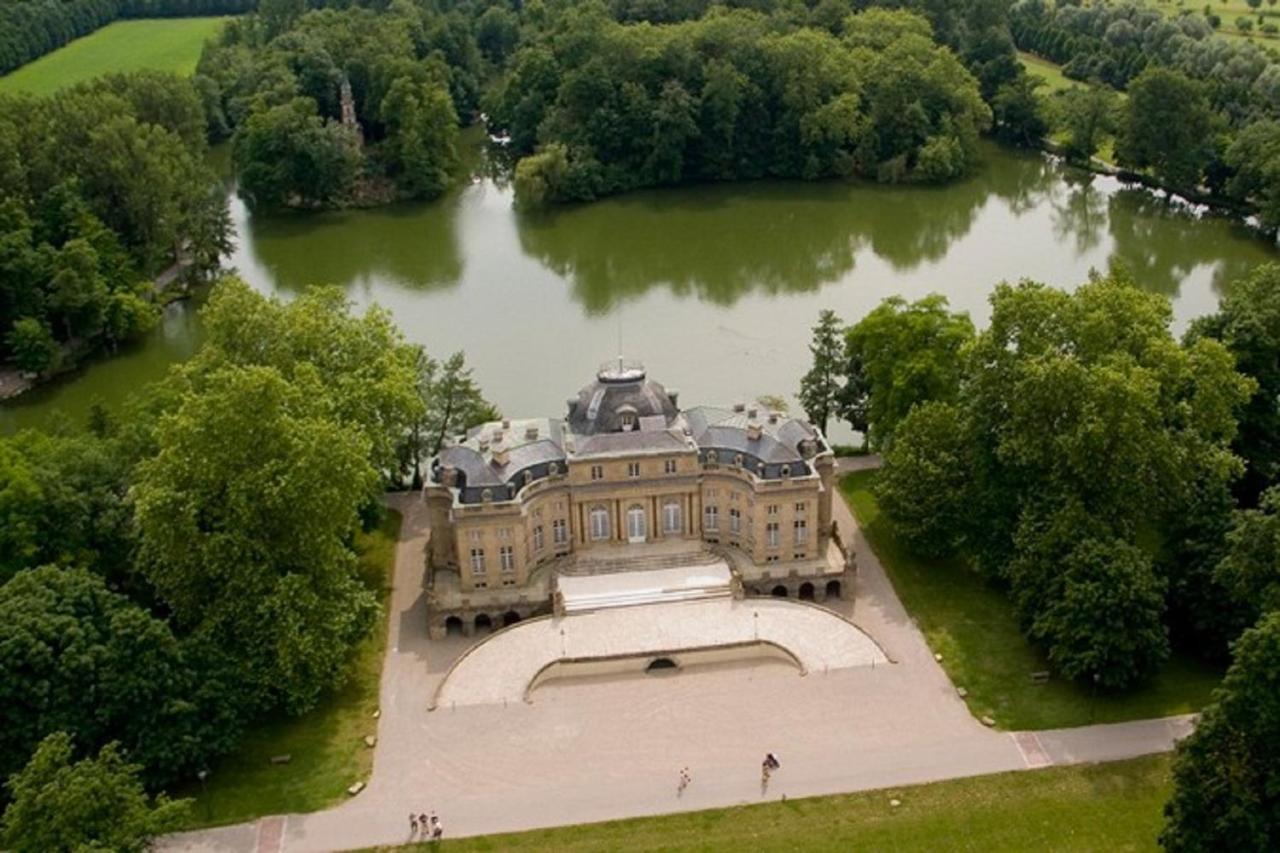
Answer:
161 477 1191 852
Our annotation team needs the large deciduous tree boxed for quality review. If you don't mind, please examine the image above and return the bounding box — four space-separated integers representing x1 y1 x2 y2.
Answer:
1 732 190 853
1161 611 1280 851
1188 264 1280 505
131 365 379 715
0 566 210 788
843 294 974 450
1116 68 1215 191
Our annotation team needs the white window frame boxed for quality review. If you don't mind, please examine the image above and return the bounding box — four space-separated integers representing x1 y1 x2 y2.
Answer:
664 459 677 474
500 545 515 573
533 525 544 551
590 506 610 541
663 501 682 534
704 505 719 531
730 508 741 534
469 548 485 574
590 465 604 481
553 518 568 544
766 523 779 547
627 504 646 542
628 462 641 478
794 519 808 545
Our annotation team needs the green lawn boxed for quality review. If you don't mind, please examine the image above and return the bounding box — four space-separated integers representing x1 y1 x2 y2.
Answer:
1019 51 1081 94
373 755 1172 852
839 471 1222 731
0 18 228 97
180 508 402 828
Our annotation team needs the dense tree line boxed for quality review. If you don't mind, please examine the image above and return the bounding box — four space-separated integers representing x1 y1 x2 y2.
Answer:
0 0 255 76
196 2 478 207
0 278 494 848
800 263 1280 847
0 71 230 377
497 6 994 204
1010 1 1280 230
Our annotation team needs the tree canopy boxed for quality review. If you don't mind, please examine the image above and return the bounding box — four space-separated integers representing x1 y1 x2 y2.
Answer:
860 272 1252 687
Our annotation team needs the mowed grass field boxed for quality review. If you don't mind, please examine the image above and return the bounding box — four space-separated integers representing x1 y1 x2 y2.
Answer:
0 17 227 97
375 755 1173 852
839 471 1222 731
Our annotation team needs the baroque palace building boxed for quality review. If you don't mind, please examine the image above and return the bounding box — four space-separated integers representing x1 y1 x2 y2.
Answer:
422 360 853 638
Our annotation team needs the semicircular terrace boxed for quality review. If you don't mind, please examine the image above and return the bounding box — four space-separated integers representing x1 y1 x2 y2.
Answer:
431 597 890 709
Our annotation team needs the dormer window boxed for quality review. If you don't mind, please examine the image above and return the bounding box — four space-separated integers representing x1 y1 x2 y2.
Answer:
707 450 718 463
481 488 493 502
621 411 637 430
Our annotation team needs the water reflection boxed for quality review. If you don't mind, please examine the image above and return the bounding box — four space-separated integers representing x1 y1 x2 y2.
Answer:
1106 189 1266 298
230 193 465 293
3 142 1277 435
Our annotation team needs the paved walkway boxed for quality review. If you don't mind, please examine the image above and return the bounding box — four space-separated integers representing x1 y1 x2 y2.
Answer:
160 483 1192 853
434 594 888 708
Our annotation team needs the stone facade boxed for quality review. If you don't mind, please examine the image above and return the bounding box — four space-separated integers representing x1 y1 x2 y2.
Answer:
422 360 852 638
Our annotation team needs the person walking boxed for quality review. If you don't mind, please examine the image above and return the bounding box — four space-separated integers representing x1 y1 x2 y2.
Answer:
430 812 443 841
677 766 691 795
409 813 418 837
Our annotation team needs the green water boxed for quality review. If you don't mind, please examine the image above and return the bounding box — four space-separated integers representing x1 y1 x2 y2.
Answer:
2 142 1275 438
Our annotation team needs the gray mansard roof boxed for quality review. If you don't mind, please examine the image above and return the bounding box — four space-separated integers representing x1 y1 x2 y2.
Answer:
430 363 829 503
566 359 679 435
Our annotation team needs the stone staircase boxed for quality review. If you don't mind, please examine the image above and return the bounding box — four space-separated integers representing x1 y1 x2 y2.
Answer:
554 560 734 615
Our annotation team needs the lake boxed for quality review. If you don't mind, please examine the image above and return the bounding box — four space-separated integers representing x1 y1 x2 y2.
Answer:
2 141 1275 438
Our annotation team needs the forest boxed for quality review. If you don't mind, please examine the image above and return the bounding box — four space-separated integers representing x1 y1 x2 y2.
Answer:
0 71 230 377
0 279 496 849
800 265 1280 850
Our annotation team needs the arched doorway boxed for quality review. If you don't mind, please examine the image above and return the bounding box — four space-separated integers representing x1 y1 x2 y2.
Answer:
771 585 788 597
503 610 521 627
646 657 678 673
627 504 647 543
826 580 842 600
799 582 815 601
445 616 464 636
474 613 493 634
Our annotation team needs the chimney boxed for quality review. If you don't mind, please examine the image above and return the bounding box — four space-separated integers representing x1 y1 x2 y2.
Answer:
733 402 745 413
492 444 509 467
768 412 779 425
525 426 539 441
747 423 762 441
502 418 511 429
747 407 758 419
667 388 679 407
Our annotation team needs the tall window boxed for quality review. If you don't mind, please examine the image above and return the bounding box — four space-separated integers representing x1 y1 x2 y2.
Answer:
627 505 646 540
704 505 719 531
553 518 568 544
766 522 779 547
664 459 677 474
591 465 604 481
590 506 610 540
500 545 514 572
627 462 641 478
794 519 808 544
663 501 682 534
469 548 486 574
729 508 741 534
533 525 544 551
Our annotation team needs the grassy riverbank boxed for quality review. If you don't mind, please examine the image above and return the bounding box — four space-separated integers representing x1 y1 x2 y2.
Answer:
0 18 228 96
839 471 1221 730
375 755 1172 851
180 508 401 828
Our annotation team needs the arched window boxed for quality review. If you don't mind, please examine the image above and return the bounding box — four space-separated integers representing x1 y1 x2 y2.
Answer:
707 450 718 463
590 505 610 540
663 500 682 535
481 488 493 502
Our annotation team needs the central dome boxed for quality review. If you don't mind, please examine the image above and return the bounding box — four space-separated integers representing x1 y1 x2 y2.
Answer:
567 359 679 435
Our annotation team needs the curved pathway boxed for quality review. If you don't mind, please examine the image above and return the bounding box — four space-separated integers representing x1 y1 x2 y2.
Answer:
161 482 1192 852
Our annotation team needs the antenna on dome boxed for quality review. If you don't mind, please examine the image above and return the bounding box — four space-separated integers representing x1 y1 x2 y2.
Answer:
616 315 623 364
